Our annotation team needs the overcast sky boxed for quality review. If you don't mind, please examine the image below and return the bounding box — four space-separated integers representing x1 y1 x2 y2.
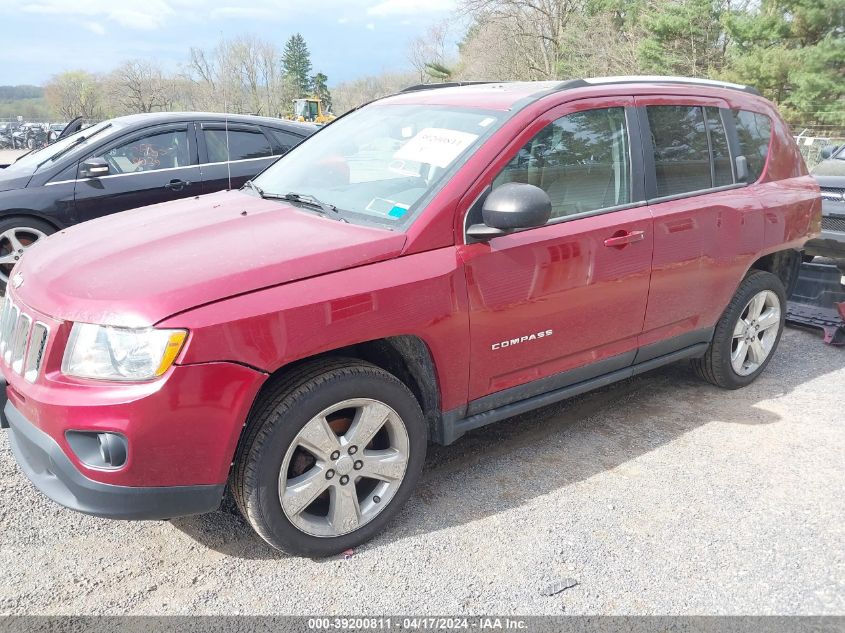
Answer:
0 0 458 86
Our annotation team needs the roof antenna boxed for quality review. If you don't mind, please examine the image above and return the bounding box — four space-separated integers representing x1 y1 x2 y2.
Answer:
221 31 232 190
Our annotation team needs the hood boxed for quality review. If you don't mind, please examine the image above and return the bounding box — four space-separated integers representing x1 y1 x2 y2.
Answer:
0 171 31 192
812 159 845 179
14 190 406 327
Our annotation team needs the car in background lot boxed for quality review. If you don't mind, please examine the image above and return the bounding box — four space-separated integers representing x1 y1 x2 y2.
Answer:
806 144 845 260
0 112 317 293
0 77 820 557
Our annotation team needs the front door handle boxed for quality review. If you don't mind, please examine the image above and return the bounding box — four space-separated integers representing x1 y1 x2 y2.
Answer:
604 230 645 249
165 179 190 191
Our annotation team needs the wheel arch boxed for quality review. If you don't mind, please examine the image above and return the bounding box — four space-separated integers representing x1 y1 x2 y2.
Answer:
0 211 63 232
746 248 802 297
242 335 443 449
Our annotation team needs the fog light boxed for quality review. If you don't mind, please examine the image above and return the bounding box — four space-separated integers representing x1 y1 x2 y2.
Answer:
97 433 127 468
66 431 127 469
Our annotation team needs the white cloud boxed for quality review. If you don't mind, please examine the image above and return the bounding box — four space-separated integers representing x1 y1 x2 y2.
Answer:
367 0 454 15
365 22 375 30
81 20 106 35
22 1 179 30
210 6 280 20
337 16 349 23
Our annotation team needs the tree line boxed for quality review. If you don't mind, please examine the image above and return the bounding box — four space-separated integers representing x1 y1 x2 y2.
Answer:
398 0 844 132
42 33 332 121
19 0 845 132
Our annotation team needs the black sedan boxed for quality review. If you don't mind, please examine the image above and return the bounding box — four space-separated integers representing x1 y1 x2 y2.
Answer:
0 112 317 293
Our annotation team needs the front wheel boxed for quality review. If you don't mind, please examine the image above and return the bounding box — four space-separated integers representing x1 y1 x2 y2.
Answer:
0 218 55 296
232 359 427 556
692 270 786 389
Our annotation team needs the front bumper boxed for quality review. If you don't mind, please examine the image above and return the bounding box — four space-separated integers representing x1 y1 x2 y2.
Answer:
4 399 224 519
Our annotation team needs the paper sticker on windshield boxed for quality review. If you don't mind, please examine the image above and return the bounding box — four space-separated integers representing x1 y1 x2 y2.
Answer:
393 128 479 168
366 198 409 219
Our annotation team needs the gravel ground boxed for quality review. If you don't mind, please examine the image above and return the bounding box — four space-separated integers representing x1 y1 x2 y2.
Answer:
0 327 842 615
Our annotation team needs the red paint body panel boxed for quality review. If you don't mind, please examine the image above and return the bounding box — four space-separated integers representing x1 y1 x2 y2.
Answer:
3 292 265 486
160 247 471 412
13 189 406 327
1 80 822 492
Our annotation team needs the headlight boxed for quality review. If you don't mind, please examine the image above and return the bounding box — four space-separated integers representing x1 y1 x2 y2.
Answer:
62 323 187 381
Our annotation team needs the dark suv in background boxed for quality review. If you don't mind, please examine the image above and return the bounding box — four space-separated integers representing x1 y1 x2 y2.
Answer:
0 112 316 293
806 144 845 260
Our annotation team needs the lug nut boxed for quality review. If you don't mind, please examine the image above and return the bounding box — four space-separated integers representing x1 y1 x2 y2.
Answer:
348 445 358 455
330 450 340 460
339 475 349 485
354 460 363 470
325 469 335 480
373 495 381 504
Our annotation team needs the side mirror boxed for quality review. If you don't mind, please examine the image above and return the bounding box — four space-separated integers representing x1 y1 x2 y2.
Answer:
79 157 109 179
735 155 749 183
819 145 839 161
467 183 552 240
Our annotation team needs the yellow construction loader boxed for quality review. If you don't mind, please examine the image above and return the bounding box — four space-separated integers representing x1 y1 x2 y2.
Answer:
289 98 335 124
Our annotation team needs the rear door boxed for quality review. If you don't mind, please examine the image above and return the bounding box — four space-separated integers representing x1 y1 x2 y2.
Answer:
73 122 201 223
197 122 278 192
635 95 762 354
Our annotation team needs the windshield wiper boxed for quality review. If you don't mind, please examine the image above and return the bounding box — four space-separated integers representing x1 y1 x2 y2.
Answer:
275 191 348 222
37 123 112 170
242 179 265 197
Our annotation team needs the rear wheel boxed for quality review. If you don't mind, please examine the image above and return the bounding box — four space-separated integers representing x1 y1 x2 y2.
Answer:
0 218 55 295
232 359 427 556
692 270 786 389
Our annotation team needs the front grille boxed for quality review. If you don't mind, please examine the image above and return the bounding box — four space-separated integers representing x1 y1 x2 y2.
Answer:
822 215 845 233
0 297 49 383
820 186 845 200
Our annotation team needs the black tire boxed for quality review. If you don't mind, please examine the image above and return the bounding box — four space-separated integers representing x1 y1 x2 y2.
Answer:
692 270 786 389
0 217 56 296
232 358 427 556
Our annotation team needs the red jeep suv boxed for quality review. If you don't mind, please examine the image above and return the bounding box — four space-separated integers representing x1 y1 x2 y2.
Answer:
0 77 820 556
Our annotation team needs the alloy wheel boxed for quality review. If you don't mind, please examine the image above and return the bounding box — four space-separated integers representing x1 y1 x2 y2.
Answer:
0 227 48 286
731 289 781 376
278 398 410 538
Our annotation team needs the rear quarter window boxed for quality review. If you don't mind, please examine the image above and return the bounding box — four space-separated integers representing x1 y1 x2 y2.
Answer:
732 110 771 182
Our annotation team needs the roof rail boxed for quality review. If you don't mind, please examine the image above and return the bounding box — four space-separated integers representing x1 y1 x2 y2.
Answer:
400 81 505 93
575 75 761 96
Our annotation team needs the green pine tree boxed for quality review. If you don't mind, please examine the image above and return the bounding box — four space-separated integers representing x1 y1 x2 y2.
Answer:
311 72 332 111
282 33 313 98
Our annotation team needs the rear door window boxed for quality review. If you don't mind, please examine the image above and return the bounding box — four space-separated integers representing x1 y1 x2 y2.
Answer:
732 110 771 182
705 107 733 187
647 105 712 197
269 129 305 154
204 127 273 163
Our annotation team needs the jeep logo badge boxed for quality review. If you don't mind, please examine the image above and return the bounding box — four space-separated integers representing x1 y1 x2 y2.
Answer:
11 273 23 289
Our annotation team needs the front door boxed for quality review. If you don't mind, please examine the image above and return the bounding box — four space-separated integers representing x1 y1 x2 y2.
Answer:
73 123 201 223
461 98 654 410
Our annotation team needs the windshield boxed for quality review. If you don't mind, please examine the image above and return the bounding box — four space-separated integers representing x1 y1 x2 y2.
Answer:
253 104 501 227
2 121 117 176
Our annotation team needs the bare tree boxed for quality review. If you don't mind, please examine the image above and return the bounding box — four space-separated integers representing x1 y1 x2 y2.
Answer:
407 21 451 82
459 0 585 79
107 60 171 114
44 71 102 119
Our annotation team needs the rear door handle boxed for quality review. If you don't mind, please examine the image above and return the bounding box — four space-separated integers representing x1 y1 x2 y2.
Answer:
165 179 190 191
604 230 645 249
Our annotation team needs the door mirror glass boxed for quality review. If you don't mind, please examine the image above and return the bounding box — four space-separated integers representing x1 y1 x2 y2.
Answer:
468 183 552 240
79 157 109 179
